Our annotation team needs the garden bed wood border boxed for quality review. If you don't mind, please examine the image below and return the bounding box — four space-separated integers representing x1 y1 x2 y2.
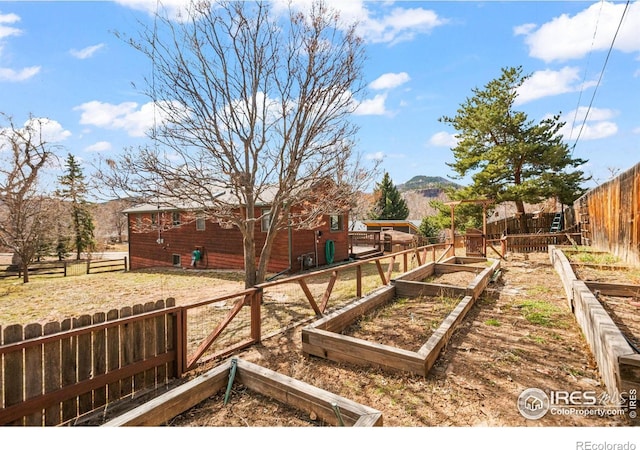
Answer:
549 245 640 398
301 258 499 376
101 358 383 427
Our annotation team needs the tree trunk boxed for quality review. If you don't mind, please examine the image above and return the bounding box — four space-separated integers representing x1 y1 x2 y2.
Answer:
244 234 257 288
22 262 29 284
515 199 528 233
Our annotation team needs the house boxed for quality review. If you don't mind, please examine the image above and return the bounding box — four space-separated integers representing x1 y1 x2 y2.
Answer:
359 219 422 235
349 219 423 254
123 196 349 276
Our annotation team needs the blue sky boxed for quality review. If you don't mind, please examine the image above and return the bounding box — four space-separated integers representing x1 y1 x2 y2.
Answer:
1 0 639 194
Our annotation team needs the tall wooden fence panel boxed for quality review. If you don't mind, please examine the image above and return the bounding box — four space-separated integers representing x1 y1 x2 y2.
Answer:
574 162 640 266
0 299 176 426
486 213 558 238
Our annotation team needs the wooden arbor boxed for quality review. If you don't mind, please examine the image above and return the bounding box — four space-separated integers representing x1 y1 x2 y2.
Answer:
444 199 493 257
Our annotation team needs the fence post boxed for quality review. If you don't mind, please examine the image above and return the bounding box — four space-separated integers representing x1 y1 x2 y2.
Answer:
356 265 362 298
250 288 262 343
173 308 187 378
63 261 67 277
86 259 91 275
124 256 128 272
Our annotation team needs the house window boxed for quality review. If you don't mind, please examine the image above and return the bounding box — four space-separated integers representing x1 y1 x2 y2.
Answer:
172 211 181 226
329 214 343 232
261 208 271 232
196 213 206 231
151 212 158 226
172 254 181 266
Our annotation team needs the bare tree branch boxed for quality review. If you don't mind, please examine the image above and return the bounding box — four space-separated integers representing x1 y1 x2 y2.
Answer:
97 0 377 286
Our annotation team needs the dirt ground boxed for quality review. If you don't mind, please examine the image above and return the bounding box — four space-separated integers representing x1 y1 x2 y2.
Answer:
160 252 638 427
6 250 636 428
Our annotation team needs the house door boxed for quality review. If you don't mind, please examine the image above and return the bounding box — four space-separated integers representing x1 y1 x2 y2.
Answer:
465 228 484 256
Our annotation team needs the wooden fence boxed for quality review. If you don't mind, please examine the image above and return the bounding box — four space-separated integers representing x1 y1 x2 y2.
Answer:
0 299 176 426
0 257 128 279
572 161 640 266
0 243 453 426
486 212 559 238
496 232 583 254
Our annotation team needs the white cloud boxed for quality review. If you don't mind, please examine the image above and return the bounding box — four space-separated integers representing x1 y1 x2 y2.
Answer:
70 44 105 60
353 93 388 116
0 12 21 39
0 12 40 82
37 118 72 142
361 7 447 45
365 151 385 161
513 23 536 36
74 100 159 137
113 0 190 21
369 72 410 90
271 0 447 46
428 131 458 148
5 117 71 143
0 117 70 153
0 66 41 82
85 141 112 152
120 0 449 46
518 1 640 63
557 107 618 141
515 67 597 105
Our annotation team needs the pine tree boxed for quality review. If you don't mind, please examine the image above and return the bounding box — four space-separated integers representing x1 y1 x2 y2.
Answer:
440 66 588 218
57 153 95 259
369 172 409 220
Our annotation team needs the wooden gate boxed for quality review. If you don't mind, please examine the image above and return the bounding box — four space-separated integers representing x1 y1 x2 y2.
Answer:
465 228 484 256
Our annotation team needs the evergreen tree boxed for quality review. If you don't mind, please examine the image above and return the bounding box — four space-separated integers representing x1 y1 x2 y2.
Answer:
369 172 410 220
57 153 95 259
440 66 588 220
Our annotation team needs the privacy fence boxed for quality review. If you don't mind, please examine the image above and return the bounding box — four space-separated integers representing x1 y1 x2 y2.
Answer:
571 161 640 266
486 212 560 238
0 243 453 426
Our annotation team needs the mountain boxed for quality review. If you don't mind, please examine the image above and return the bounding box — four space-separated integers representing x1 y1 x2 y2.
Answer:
353 175 464 221
397 175 461 192
398 176 463 220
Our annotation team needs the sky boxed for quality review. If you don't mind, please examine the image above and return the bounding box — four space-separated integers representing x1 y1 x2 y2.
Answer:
1 0 639 196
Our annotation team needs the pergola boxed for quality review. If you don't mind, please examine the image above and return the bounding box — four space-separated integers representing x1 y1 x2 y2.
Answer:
443 199 494 256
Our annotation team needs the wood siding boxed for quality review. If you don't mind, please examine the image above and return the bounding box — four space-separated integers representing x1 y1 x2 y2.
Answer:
573 162 640 265
128 209 349 274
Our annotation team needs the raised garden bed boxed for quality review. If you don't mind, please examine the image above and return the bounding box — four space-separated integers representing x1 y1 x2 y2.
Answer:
559 247 640 351
549 245 640 399
302 258 499 376
101 358 382 427
343 294 462 351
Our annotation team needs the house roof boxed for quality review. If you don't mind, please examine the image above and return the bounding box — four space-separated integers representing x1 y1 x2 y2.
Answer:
361 219 421 232
382 229 418 244
122 186 282 214
121 178 346 216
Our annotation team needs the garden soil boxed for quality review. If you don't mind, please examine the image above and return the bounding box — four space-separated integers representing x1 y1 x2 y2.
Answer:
158 252 637 427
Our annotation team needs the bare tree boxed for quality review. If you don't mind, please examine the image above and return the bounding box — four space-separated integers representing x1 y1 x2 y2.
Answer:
0 114 60 283
99 0 375 286
93 199 133 246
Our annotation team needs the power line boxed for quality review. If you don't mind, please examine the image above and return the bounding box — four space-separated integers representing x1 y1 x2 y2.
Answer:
568 0 604 142
571 0 631 156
